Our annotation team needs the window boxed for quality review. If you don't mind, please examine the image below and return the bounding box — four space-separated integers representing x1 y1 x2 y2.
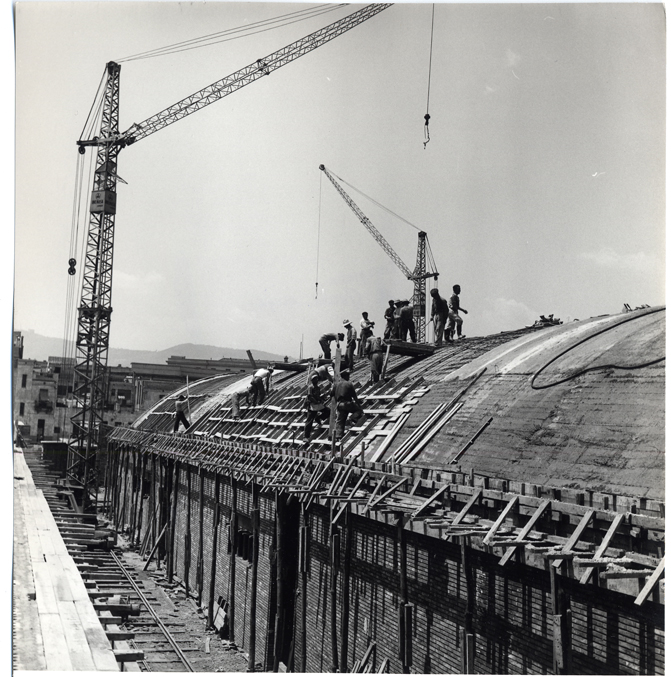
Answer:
19 403 24 416
54 426 60 434
21 374 27 388
54 367 61 374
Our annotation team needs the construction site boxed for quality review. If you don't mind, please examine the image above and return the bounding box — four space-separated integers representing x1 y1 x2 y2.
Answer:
12 3 664 676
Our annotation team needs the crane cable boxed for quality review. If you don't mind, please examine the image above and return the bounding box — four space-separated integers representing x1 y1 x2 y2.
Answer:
326 167 423 233
315 171 323 299
423 4 435 149
116 4 347 62
530 306 665 390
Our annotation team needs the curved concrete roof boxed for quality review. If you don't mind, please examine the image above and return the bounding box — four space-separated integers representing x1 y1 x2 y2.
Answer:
390 307 665 500
130 306 665 502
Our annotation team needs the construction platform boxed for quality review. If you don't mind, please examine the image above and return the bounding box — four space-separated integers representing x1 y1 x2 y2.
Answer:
12 449 120 672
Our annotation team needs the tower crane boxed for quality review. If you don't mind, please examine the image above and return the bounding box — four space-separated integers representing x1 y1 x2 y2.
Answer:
319 164 438 344
68 4 392 510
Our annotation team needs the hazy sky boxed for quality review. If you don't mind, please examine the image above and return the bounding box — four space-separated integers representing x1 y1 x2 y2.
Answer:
12 2 665 360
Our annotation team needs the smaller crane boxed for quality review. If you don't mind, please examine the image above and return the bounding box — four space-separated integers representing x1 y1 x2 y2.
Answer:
319 165 438 343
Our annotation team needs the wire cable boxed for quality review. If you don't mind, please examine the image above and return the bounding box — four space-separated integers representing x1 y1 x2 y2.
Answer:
423 4 435 149
327 167 423 233
117 4 346 62
315 172 323 299
530 307 665 390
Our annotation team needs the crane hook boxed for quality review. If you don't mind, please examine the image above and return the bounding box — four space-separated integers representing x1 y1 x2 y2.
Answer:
423 113 431 149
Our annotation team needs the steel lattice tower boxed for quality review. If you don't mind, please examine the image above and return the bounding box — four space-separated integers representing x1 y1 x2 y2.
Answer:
67 62 121 510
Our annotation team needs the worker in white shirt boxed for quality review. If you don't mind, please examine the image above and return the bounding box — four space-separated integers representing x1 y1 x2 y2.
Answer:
358 312 375 357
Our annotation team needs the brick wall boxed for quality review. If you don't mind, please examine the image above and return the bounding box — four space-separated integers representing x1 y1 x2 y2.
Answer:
111 449 664 675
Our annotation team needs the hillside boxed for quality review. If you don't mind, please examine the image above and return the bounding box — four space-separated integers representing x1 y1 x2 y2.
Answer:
16 330 293 367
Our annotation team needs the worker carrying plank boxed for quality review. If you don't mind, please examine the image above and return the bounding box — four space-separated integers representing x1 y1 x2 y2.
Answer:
303 372 330 443
319 332 345 360
446 284 468 341
429 288 449 347
365 335 385 383
358 312 375 357
331 369 364 440
343 319 358 369
173 395 191 433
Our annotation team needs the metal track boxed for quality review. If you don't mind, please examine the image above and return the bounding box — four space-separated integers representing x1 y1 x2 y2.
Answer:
22 448 195 672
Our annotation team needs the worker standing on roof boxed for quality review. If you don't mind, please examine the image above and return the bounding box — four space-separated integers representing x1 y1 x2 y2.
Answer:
399 300 417 342
383 300 396 339
332 369 364 440
430 288 449 347
358 312 375 357
303 372 330 443
318 332 344 360
173 394 191 433
365 334 385 383
392 300 404 339
446 284 468 341
343 320 357 369
254 365 274 394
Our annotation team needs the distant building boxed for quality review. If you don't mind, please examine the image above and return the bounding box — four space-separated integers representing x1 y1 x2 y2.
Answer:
12 332 268 443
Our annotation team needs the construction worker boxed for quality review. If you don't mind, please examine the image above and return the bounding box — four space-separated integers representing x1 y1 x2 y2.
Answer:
313 364 334 384
399 300 417 342
365 334 385 383
332 370 364 440
430 288 449 347
249 372 266 406
303 372 330 443
446 284 468 341
358 312 375 357
254 365 274 394
392 300 404 339
383 300 395 339
343 319 357 369
230 383 253 420
173 394 191 432
318 332 344 360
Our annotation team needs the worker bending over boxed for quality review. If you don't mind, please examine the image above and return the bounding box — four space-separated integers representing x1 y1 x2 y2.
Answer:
303 372 330 443
365 335 385 383
318 332 345 360
230 382 254 420
343 319 357 369
254 365 274 393
249 372 267 405
173 394 191 433
430 288 449 347
332 370 365 440
446 284 468 341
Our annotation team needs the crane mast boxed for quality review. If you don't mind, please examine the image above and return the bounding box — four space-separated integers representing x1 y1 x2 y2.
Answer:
67 5 392 510
319 164 438 343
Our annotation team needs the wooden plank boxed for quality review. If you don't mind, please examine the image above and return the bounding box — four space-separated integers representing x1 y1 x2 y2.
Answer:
579 512 626 584
38 612 74 671
483 496 519 545
57 600 98 670
499 499 552 566
410 485 448 520
451 488 483 526
552 509 595 569
635 556 665 606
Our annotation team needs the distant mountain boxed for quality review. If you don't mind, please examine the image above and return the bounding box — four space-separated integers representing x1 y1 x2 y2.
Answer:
16 330 293 367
